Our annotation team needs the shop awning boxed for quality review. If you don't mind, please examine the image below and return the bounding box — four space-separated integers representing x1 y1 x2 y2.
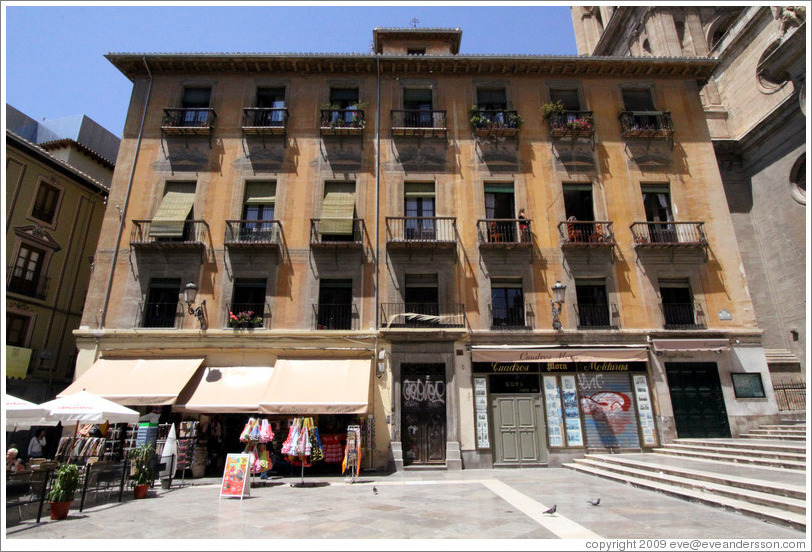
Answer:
177 366 275 413
259 359 372 415
472 347 648 363
651 339 730 353
58 358 204 406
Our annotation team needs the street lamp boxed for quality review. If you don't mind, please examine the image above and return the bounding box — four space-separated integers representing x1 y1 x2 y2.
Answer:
184 283 207 327
550 280 567 330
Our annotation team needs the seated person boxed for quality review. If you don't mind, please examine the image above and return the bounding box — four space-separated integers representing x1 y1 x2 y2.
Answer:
6 446 19 472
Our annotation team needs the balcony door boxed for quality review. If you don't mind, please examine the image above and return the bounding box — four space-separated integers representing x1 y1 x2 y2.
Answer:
242 181 276 242
329 88 359 123
563 183 595 241
404 274 439 326
231 278 267 327
317 279 353 330
477 88 508 124
484 183 516 242
401 363 446 466
256 87 286 125
491 279 525 328
181 87 211 125
575 279 611 329
642 184 675 243
403 88 433 127
660 280 699 329
404 182 435 240
144 278 181 328
10 243 45 297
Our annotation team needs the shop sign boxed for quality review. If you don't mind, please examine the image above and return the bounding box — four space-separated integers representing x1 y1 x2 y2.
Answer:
473 377 490 449
473 361 647 373
220 454 251 500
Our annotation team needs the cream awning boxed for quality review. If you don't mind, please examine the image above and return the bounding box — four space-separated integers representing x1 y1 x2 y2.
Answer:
259 359 372 415
149 191 196 238
58 358 204 406
651 339 730 353
177 367 275 413
472 347 648 363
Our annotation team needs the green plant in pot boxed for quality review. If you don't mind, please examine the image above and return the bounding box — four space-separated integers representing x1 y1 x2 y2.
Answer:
48 463 81 520
129 443 155 499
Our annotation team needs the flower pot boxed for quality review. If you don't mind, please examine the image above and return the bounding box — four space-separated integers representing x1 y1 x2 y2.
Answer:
49 500 72 520
134 483 149 499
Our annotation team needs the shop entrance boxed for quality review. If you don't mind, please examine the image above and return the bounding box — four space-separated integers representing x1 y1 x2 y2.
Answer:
490 374 547 466
401 363 446 466
665 362 730 438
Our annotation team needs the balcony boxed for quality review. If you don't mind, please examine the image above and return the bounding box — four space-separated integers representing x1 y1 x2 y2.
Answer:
477 219 532 247
386 217 457 250
390 109 447 138
470 110 522 138
130 220 209 250
619 111 673 139
489 304 532 330
7 267 49 300
161 108 216 135
547 110 595 139
630 222 707 248
575 303 618 330
380 303 466 329
558 221 616 247
225 302 270 329
137 302 183 329
224 220 281 249
310 219 364 248
312 303 359 330
662 303 706 330
320 109 365 136
242 108 288 136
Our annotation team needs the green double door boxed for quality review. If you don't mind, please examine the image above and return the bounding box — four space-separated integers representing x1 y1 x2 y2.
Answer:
492 393 548 466
666 363 731 438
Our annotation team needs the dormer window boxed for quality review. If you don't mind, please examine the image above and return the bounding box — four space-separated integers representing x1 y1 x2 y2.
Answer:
407 48 426 56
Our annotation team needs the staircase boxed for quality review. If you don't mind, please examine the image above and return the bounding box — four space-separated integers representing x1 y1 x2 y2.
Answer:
564 422 807 530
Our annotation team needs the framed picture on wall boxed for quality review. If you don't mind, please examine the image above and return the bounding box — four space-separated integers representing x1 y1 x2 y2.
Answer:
731 373 766 399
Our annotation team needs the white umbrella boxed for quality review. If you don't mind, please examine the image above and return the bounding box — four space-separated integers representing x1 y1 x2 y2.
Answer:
40 390 140 425
5 394 58 431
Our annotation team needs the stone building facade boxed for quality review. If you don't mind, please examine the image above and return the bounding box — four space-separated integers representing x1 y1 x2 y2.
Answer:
71 27 780 471
572 6 807 385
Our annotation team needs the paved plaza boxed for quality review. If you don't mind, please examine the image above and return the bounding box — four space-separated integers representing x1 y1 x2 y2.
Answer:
4 467 807 546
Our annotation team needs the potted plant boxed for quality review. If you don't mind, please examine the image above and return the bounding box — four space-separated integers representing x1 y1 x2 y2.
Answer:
228 310 263 328
541 99 566 118
129 443 154 499
48 463 80 520
469 105 488 129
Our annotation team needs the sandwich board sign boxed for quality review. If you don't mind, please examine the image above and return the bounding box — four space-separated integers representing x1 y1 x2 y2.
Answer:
220 454 251 499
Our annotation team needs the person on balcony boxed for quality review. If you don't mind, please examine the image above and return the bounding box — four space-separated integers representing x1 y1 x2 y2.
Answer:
518 209 529 242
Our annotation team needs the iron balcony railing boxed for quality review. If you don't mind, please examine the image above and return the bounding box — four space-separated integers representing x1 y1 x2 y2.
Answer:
320 109 365 134
661 302 706 330
574 303 617 330
773 380 806 411
547 110 595 138
477 219 532 245
130 220 209 247
224 220 281 246
489 304 531 330
7 267 50 300
385 217 457 245
161 108 217 132
558 220 615 245
310 218 365 246
242 108 288 132
390 109 447 136
630 221 707 246
380 303 466 329
470 110 521 135
226 302 270 329
313 303 359 330
619 110 674 139
137 302 183 329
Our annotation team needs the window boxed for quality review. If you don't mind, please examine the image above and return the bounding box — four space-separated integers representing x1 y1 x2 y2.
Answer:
563 183 598 243
31 181 61 224
317 279 353 330
575 279 612 329
404 182 436 240
230 278 267 328
403 88 434 127
642 184 675 243
491 278 525 328
484 183 516 243
328 88 360 124
7 313 31 347
731 373 766 399
320 182 356 241
622 88 656 111
549 89 581 111
405 274 439 327
256 87 286 125
149 182 197 240
241 181 276 242
660 280 701 329
477 88 507 111
142 278 181 328
9 243 46 298
181 87 212 126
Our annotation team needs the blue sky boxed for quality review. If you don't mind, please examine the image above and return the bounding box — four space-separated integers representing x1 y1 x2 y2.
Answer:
3 3 577 138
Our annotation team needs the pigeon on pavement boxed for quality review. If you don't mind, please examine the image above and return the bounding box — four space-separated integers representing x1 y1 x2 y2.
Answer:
373 486 378 495
542 504 557 515
587 498 601 506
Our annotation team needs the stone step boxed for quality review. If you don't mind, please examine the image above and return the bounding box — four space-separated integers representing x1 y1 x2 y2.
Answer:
673 438 806 456
758 424 806 430
564 460 806 531
741 432 807 442
577 454 806 501
665 442 806 462
652 447 807 470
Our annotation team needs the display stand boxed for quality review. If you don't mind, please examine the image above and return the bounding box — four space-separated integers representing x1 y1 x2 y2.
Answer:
284 417 323 488
219 454 251 500
343 425 361 484
290 454 318 488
